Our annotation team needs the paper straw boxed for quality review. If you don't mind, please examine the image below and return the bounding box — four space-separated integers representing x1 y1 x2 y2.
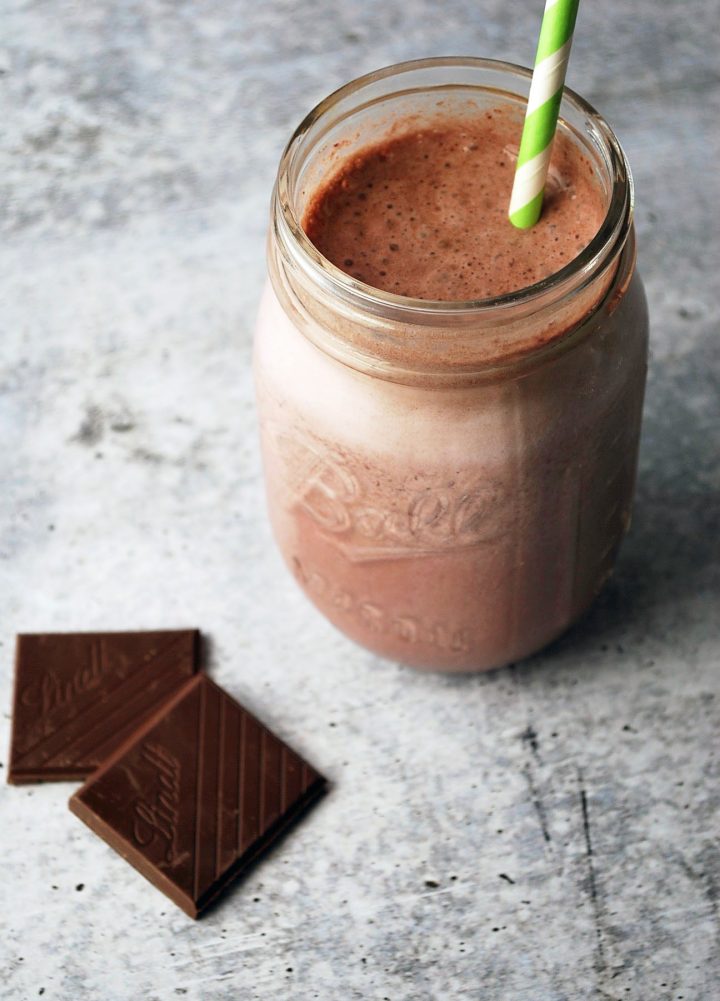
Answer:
509 0 580 230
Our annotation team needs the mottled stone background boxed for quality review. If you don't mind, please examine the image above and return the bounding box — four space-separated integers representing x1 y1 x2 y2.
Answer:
1 1 718 999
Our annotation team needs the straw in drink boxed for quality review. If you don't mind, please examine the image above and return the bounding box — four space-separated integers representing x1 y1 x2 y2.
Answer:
509 0 581 230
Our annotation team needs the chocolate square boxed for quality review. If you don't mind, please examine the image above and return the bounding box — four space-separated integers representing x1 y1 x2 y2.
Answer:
8 630 199 783
69 674 326 918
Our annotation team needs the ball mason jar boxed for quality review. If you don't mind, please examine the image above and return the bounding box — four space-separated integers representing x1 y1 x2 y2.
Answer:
254 58 649 672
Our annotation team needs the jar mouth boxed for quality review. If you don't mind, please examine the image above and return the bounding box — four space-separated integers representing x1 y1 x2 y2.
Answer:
274 56 634 318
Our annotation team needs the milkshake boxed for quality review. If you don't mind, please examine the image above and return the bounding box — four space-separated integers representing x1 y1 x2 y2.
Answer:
303 109 605 300
254 59 648 671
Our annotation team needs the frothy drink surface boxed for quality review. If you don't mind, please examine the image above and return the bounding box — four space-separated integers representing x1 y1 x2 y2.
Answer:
303 108 606 300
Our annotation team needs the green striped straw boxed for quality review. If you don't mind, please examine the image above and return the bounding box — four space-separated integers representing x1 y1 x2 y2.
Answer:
509 0 581 229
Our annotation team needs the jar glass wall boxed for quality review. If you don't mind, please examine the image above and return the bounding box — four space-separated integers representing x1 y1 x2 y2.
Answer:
254 58 649 671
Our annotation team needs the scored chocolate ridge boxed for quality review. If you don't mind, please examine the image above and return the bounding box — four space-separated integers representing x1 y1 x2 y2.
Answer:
69 674 327 918
8 630 200 784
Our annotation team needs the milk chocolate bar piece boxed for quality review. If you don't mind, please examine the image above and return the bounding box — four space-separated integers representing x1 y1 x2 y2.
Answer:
8 630 200 784
69 674 326 918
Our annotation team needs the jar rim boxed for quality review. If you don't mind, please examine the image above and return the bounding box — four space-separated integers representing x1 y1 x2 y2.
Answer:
274 56 634 319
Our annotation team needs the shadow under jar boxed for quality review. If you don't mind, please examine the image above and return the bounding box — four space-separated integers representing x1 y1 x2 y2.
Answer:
254 58 649 672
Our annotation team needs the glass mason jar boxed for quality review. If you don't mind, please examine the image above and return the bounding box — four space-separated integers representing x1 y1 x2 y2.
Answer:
254 57 649 672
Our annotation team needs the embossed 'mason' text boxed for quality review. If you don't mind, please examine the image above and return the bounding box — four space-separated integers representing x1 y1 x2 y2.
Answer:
294 558 471 653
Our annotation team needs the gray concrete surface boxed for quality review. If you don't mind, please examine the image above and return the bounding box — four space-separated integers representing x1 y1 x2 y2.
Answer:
1 1 718 999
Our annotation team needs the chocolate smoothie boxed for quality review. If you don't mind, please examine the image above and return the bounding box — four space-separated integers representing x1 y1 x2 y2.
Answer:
303 108 605 300
256 73 647 671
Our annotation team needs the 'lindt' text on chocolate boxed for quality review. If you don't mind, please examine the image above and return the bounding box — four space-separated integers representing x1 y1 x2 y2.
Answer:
132 741 182 864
